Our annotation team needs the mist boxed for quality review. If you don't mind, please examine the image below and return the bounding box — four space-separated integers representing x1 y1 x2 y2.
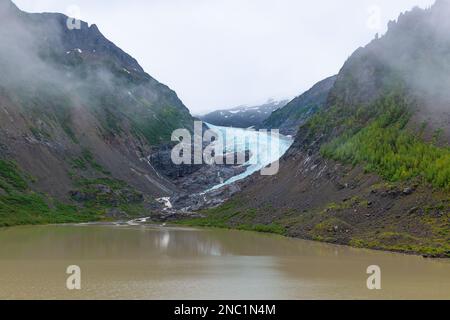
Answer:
0 1 167 119
14 0 436 114
0 3 105 108
370 1 450 111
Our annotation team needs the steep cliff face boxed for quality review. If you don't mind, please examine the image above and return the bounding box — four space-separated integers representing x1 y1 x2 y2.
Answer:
184 1 450 257
0 1 195 224
263 76 336 135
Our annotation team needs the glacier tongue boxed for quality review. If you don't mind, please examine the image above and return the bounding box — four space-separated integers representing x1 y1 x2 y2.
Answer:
205 123 294 192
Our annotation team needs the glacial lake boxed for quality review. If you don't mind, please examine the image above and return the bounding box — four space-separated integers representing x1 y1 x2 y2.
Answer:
0 224 449 300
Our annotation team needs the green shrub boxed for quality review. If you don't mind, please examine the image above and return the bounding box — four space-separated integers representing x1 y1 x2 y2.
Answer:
0 160 28 191
320 96 450 190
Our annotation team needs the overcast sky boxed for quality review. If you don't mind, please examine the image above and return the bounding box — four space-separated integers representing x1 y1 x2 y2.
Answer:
14 0 435 114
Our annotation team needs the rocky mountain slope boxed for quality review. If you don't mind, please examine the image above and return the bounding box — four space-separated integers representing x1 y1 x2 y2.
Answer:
200 99 288 129
263 76 336 135
0 0 195 225
180 1 450 257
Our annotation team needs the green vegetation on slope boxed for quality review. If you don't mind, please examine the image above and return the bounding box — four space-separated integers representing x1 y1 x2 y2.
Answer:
131 105 190 145
0 159 99 227
320 95 450 190
71 149 111 175
0 160 28 191
0 158 149 227
71 177 144 210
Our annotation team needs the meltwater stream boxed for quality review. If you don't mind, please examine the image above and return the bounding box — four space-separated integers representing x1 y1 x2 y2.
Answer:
205 123 294 191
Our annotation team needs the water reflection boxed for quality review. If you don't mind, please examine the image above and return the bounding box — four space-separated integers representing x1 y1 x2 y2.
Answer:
156 230 170 251
0 225 449 299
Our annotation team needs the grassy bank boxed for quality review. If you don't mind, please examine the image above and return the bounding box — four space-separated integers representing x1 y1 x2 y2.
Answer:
0 159 98 227
175 200 286 236
0 159 147 227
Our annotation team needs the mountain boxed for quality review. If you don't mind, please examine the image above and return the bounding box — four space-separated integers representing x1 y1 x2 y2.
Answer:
0 0 194 225
182 1 450 257
263 76 337 135
200 99 288 128
328 1 450 141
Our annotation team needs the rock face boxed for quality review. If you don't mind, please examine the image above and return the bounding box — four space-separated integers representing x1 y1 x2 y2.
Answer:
148 144 204 180
0 0 195 202
149 136 252 193
173 163 247 195
263 76 337 135
145 138 252 219
151 182 243 222
200 99 288 129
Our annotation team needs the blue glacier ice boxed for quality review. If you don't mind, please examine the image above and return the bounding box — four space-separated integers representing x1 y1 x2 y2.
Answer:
205 123 294 192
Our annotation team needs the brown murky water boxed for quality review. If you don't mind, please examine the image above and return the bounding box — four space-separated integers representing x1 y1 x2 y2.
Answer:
0 224 449 300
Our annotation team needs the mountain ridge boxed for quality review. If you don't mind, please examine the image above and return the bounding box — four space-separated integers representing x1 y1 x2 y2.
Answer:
200 99 289 129
263 75 337 135
0 0 195 225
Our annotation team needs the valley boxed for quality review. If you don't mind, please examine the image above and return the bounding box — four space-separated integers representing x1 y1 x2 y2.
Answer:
0 0 449 264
